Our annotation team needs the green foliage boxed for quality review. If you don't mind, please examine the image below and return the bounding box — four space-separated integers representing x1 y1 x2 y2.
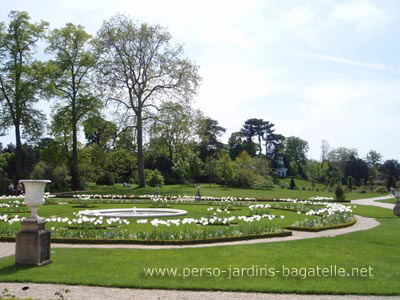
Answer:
386 176 396 190
228 131 257 159
104 149 136 182
172 150 203 183
375 186 387 193
145 169 165 187
52 165 71 190
289 177 296 189
369 175 374 191
334 184 346 201
31 161 52 180
231 151 256 188
347 176 353 190
47 23 102 191
96 171 115 186
216 153 235 185
284 136 309 177
197 117 226 160
204 157 217 183
83 115 117 147
0 11 49 182
96 14 200 187
252 175 274 190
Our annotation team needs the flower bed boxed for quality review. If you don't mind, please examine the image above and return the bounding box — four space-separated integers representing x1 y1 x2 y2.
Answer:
0 196 356 244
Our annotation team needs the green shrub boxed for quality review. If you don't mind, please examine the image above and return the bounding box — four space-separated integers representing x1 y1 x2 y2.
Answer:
279 182 289 189
252 175 274 190
52 165 71 190
375 186 387 193
335 185 346 201
96 171 115 185
145 169 165 187
231 169 255 188
359 188 366 194
289 177 296 189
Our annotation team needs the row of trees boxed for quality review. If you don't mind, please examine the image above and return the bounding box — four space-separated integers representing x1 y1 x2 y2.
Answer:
1 11 398 192
0 11 199 189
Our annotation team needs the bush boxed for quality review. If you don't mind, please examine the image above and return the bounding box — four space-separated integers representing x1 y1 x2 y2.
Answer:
279 182 289 189
375 186 387 193
359 188 366 194
96 171 115 185
145 169 165 187
252 175 274 190
335 185 346 201
231 169 255 188
52 165 71 190
289 177 296 189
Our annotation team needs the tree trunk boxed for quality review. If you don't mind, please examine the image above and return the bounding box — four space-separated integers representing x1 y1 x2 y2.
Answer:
70 105 81 191
14 123 22 184
136 110 146 187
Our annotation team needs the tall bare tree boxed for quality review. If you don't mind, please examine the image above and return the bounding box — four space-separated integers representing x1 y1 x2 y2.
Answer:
95 14 200 187
0 11 48 183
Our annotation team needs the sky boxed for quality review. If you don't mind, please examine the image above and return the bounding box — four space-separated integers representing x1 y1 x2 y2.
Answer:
1 0 399 161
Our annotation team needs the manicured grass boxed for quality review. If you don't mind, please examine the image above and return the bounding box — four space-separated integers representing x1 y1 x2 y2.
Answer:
378 198 397 204
0 206 399 295
56 183 382 201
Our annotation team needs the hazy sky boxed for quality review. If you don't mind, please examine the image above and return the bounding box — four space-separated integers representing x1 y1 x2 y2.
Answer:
1 0 399 161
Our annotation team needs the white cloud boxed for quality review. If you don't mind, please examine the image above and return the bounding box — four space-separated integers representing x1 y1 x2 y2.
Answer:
297 52 400 74
331 0 389 31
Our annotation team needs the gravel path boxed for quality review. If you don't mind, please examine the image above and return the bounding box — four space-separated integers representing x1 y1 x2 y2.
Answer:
351 195 395 209
0 196 395 300
0 282 398 300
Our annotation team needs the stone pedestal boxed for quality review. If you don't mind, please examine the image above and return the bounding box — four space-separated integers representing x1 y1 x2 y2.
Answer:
195 184 201 202
15 219 51 266
394 201 400 217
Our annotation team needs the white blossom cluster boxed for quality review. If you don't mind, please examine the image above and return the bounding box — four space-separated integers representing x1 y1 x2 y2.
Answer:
0 200 23 208
136 212 285 227
305 203 353 216
0 214 24 224
308 196 334 201
44 212 130 226
0 192 55 200
249 204 271 210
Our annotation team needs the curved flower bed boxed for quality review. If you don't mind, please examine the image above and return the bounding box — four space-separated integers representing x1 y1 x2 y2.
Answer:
0 196 355 244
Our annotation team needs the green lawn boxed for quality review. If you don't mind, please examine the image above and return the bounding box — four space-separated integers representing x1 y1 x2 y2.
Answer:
0 206 399 295
377 198 397 204
55 182 383 201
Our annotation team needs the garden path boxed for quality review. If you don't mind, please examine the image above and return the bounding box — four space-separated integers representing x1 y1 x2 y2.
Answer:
0 282 397 300
350 195 395 209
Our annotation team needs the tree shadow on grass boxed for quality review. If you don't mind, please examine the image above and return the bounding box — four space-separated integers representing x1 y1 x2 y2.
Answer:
0 262 35 276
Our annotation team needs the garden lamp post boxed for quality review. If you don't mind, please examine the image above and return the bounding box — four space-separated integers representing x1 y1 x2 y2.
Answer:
394 189 400 217
15 180 52 266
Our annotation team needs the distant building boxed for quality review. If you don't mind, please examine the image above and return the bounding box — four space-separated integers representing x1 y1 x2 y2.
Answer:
275 156 287 177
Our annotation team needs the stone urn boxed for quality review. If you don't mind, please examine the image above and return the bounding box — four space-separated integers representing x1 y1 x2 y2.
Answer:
394 189 400 217
16 179 52 266
20 179 51 221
